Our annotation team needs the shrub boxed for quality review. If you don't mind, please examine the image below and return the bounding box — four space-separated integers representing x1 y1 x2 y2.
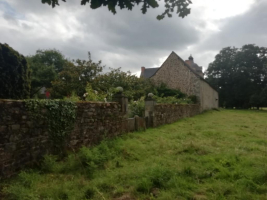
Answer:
154 96 192 104
0 43 31 99
84 83 107 102
128 97 145 117
188 95 198 104
41 155 60 173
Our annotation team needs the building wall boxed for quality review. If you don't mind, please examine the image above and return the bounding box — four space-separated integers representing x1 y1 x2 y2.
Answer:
150 52 218 111
200 80 219 111
150 52 201 97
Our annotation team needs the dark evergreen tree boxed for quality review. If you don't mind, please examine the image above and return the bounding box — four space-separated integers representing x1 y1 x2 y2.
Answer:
0 43 31 99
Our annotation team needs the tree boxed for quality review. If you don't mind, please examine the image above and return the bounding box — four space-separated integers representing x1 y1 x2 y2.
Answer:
0 43 31 99
51 53 104 98
205 44 267 108
91 67 154 100
249 93 261 109
27 49 67 97
41 0 192 20
260 86 267 107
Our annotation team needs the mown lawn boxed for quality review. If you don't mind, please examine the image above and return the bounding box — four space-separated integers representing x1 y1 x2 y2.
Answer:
2 109 267 200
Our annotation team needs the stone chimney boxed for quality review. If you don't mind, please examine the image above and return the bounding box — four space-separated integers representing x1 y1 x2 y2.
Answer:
141 66 145 72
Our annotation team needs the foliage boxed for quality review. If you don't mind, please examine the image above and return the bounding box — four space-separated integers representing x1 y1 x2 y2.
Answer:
4 110 267 199
26 49 66 97
41 0 192 20
249 93 261 109
205 44 267 108
51 53 104 98
128 97 145 117
24 99 77 151
154 83 186 98
92 67 154 101
0 43 31 99
63 91 81 102
154 95 192 104
85 83 107 102
188 95 198 104
260 87 267 107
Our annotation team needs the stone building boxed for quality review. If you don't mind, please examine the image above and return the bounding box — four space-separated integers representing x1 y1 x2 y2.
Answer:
140 51 218 111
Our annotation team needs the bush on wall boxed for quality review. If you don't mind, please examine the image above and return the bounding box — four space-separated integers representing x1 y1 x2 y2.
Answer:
0 43 31 99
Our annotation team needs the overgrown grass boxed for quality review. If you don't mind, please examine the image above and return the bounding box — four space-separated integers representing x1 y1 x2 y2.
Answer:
2 109 267 200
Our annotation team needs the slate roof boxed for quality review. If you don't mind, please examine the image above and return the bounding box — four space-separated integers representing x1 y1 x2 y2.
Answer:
141 67 160 79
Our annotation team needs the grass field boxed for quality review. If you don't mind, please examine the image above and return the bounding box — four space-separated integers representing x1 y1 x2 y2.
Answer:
2 109 267 200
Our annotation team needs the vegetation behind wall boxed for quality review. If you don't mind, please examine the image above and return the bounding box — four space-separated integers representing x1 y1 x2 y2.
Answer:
0 43 31 99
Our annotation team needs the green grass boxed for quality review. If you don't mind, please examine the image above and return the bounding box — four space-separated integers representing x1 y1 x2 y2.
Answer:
2 109 267 200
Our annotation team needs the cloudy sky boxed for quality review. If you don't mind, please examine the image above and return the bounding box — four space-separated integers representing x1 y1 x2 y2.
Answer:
0 0 267 75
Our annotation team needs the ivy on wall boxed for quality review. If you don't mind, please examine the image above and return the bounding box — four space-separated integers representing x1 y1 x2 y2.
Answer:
24 99 77 151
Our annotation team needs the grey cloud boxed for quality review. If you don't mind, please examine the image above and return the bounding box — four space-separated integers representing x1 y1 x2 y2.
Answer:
1 0 266 74
198 0 267 55
175 0 267 70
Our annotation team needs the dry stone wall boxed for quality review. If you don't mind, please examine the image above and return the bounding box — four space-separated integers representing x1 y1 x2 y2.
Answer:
0 100 127 178
152 104 200 127
1 98 200 179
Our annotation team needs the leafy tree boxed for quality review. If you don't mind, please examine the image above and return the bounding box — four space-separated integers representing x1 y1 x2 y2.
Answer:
260 86 267 107
28 49 66 73
249 93 261 109
27 49 67 97
205 44 267 108
0 43 31 99
41 0 192 20
91 67 154 100
51 53 104 98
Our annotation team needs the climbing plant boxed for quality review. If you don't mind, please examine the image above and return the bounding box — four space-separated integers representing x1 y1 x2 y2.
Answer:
24 99 77 152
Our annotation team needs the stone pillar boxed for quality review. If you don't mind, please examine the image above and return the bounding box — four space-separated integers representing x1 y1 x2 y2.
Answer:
145 97 156 128
112 92 128 115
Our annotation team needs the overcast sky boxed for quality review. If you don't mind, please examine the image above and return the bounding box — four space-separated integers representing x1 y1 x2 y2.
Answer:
0 0 266 75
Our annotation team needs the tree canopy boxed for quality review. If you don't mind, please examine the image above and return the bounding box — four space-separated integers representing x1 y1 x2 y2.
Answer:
91 67 153 100
51 53 104 98
205 44 267 108
0 43 31 99
27 49 66 97
41 0 192 20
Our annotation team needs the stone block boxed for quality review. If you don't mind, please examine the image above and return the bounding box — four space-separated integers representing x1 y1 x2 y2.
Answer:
0 125 7 132
5 143 16 152
11 124 20 130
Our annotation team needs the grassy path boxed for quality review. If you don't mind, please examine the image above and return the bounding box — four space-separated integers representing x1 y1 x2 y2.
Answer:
2 110 267 200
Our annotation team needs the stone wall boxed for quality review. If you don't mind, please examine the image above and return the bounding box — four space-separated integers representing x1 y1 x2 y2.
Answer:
0 100 127 178
0 98 200 179
153 104 200 127
144 101 200 127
